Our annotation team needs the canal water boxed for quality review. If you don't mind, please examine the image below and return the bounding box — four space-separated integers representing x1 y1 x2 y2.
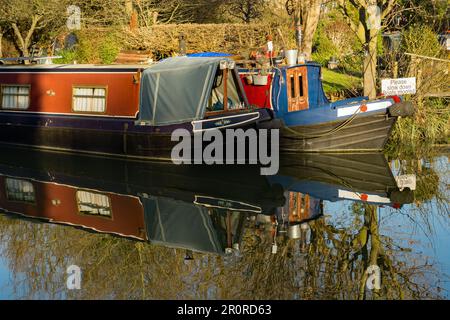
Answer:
0 146 447 300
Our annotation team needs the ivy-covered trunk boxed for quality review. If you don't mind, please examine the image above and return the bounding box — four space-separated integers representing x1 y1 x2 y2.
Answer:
301 0 322 60
364 31 378 99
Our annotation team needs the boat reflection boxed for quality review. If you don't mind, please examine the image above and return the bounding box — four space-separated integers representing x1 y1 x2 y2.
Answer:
0 146 415 256
272 152 415 207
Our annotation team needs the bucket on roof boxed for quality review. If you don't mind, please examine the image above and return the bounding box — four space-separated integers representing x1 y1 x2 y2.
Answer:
285 50 298 66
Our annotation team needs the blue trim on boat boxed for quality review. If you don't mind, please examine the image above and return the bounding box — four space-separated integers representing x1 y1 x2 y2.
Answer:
268 177 391 205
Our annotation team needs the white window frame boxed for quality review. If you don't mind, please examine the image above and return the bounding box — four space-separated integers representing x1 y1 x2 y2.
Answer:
1 84 31 110
76 190 112 218
5 178 35 203
72 86 107 113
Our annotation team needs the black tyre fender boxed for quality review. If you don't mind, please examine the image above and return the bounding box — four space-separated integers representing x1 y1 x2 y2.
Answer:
389 188 414 204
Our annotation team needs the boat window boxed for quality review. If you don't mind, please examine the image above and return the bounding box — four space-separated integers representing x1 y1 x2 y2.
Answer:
73 87 107 113
287 67 308 112
290 75 295 98
5 178 35 203
208 69 244 112
227 72 244 110
76 190 112 218
209 70 225 112
1 85 30 110
298 75 304 97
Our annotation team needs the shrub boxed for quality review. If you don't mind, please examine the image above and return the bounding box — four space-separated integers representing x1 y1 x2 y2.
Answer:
54 30 121 64
312 22 338 65
312 19 363 74
99 33 121 64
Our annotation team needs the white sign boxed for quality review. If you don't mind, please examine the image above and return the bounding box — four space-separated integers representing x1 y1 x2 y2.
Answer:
67 5 81 31
381 77 416 96
395 174 417 191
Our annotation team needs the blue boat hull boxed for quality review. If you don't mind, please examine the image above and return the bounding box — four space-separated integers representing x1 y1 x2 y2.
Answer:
279 111 397 152
270 152 414 206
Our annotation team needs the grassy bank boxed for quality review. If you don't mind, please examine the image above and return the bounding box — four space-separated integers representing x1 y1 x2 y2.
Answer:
320 69 448 148
321 68 362 98
387 98 450 148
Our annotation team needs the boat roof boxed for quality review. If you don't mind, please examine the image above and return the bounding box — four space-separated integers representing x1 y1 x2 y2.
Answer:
142 196 225 254
286 61 322 68
238 61 322 71
0 64 152 72
138 56 235 126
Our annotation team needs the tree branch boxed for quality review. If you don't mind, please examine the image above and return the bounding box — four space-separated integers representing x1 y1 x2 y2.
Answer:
337 0 366 44
382 0 397 19
11 23 25 52
24 15 41 50
351 0 367 9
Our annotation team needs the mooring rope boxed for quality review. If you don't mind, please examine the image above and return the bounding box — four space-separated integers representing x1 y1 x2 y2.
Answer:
282 105 365 140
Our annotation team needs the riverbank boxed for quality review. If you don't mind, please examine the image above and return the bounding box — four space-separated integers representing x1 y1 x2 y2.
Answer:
321 68 362 98
321 68 449 147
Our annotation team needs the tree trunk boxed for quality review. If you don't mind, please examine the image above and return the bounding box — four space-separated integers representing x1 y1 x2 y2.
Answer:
0 30 3 58
359 205 381 299
11 15 40 63
337 0 394 100
125 0 133 16
301 0 322 60
363 32 378 99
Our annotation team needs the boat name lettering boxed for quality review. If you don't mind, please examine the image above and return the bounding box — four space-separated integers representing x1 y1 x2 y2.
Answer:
214 119 232 126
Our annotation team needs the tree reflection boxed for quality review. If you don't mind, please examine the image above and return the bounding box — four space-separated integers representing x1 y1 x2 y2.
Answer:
0 151 447 300
0 198 445 299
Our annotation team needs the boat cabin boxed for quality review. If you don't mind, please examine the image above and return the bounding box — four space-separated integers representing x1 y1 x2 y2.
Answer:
0 57 249 125
239 62 330 113
138 57 249 127
0 64 143 117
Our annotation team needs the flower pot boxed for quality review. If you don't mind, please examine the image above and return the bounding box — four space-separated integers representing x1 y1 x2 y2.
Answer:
245 75 253 85
252 74 268 86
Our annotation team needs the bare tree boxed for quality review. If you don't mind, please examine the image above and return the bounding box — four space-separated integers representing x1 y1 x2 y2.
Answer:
133 0 225 26
227 0 267 23
70 0 129 26
300 0 323 60
0 0 68 58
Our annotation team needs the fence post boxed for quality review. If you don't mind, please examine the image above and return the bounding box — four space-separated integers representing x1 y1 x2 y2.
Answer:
179 32 187 56
416 67 423 109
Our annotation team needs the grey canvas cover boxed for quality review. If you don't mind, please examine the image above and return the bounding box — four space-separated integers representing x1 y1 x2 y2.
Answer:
142 196 225 254
139 56 230 126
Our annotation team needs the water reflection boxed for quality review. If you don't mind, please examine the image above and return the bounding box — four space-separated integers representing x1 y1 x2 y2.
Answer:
0 146 447 299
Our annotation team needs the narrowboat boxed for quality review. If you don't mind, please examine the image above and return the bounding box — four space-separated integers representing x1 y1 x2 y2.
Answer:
0 57 274 160
239 62 414 152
